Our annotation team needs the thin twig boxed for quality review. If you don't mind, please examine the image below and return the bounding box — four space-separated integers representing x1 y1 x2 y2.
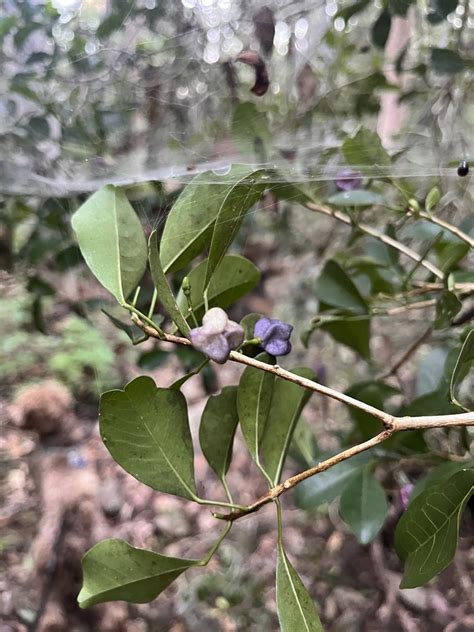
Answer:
304 201 445 279
418 211 474 249
130 313 392 424
214 411 474 522
214 430 394 521
380 299 437 316
130 312 474 522
378 326 432 379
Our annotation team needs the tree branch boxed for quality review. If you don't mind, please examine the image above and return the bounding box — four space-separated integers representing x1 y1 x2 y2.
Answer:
418 211 474 249
131 311 474 522
378 326 432 379
214 411 474 522
304 201 445 280
130 313 393 424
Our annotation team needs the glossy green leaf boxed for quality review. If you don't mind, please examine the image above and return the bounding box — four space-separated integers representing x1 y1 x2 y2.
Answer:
321 317 371 359
327 189 385 207
231 102 271 159
395 467 474 588
71 185 147 304
237 352 275 461
159 172 231 273
295 452 373 509
411 460 474 502
339 466 388 544
276 543 323 632
316 260 368 314
148 231 190 336
199 386 239 480
372 10 391 48
176 255 260 322
342 127 391 168
450 330 474 411
79 539 198 608
205 167 267 289
431 48 465 74
434 291 462 330
261 368 316 485
100 376 197 500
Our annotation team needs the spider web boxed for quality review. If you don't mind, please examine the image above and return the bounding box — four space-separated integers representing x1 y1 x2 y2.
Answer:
1 0 472 200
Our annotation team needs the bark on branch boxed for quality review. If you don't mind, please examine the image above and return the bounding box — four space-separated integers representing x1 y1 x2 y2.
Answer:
131 313 474 522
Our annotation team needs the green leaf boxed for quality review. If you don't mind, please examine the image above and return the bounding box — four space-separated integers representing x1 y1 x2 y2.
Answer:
101 309 144 344
0 16 17 43
395 467 474 588
231 102 271 159
289 417 318 467
295 452 373 509
276 543 323 632
176 255 260 323
160 167 268 274
372 10 391 48
339 466 388 544
411 460 474 502
79 539 199 608
434 291 462 330
416 348 448 396
137 348 170 370
342 127 391 168
327 189 385 207
71 185 147 304
321 317 371 359
237 352 275 461
315 260 368 315
345 381 399 439
425 186 441 212
205 168 267 289
398 389 458 417
270 181 314 206
99 376 197 500
55 245 82 271
450 330 474 411
438 242 469 272
148 231 190 336
431 48 465 74
159 172 231 274
261 368 316 485
199 386 239 480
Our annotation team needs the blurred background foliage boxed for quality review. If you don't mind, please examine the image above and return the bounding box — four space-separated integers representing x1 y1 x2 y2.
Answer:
0 2 473 629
